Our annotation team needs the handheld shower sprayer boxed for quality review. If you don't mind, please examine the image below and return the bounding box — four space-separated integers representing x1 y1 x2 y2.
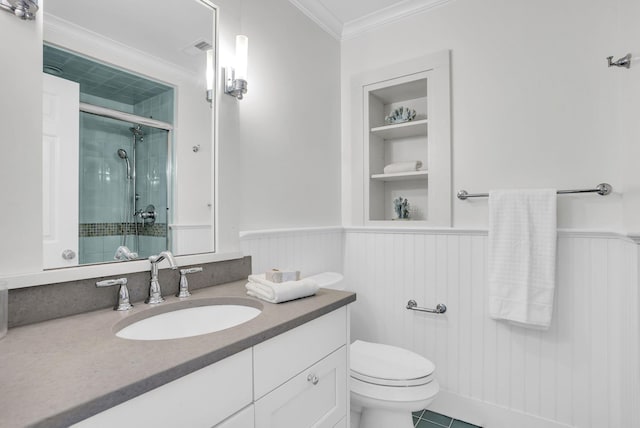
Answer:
117 148 131 180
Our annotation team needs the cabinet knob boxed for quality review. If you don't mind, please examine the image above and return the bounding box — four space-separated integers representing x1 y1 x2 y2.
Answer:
62 249 76 260
307 373 319 385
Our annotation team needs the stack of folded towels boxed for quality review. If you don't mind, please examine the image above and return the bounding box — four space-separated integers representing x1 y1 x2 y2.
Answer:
383 160 422 174
245 269 319 303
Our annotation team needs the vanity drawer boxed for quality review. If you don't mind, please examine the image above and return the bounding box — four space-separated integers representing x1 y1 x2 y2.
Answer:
253 306 347 399
73 348 253 428
255 346 347 428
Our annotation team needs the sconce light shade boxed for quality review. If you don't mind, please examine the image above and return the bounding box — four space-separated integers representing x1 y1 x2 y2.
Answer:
0 0 38 20
225 35 249 100
206 49 214 103
234 35 248 81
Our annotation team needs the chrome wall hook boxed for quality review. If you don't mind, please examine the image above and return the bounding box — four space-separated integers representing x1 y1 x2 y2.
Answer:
607 54 632 69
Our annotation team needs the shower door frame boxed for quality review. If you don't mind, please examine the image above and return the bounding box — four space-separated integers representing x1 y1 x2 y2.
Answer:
79 102 174 261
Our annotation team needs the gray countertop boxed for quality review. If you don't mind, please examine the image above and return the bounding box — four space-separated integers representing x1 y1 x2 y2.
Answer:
0 281 356 428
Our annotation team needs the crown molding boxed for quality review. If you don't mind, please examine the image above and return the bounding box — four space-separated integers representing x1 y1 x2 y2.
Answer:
288 0 342 40
342 0 452 40
289 0 452 41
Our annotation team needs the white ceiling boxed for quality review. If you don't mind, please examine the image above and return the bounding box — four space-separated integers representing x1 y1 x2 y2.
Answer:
45 0 215 74
289 0 451 40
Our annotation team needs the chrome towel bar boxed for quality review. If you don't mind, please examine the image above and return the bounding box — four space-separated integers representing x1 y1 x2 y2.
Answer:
457 182 612 200
406 300 447 314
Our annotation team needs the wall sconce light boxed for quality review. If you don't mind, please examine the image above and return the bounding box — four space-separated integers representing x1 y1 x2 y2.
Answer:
206 49 214 104
0 0 38 20
224 35 248 100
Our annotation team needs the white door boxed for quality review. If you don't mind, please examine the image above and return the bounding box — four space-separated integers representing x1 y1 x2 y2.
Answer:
42 73 80 269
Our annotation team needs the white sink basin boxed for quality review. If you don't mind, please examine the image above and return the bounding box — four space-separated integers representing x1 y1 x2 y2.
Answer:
116 303 262 341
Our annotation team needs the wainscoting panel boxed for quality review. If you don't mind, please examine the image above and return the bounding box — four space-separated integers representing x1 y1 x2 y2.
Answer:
239 227 640 428
239 227 344 276
344 230 639 428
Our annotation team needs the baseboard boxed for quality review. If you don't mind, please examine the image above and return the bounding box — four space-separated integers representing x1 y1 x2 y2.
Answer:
429 391 573 428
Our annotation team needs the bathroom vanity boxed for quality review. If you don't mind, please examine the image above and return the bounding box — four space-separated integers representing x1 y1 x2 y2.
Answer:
0 281 355 428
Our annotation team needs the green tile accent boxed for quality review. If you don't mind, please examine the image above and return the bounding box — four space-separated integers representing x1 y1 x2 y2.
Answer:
451 420 481 428
413 410 425 418
422 410 453 426
79 223 167 237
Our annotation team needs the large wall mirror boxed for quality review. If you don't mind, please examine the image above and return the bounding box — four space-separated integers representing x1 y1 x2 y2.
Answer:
42 0 217 269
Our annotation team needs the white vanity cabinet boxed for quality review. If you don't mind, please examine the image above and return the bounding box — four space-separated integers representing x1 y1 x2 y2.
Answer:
254 308 348 428
73 348 254 428
73 306 350 428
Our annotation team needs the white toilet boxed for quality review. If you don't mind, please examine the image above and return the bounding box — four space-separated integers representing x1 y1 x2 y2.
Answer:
311 272 439 428
349 340 439 428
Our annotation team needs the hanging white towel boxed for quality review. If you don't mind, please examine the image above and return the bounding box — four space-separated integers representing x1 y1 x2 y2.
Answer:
488 189 557 329
245 274 319 303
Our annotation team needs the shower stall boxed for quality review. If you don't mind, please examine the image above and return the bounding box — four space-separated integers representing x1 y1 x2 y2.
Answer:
79 109 172 264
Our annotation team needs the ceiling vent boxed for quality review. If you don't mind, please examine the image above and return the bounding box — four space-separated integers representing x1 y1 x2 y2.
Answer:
182 39 213 56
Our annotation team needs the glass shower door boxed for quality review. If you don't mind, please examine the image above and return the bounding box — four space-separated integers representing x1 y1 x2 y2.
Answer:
78 112 170 264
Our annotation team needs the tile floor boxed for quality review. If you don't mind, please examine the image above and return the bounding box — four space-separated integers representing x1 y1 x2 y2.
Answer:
413 410 481 428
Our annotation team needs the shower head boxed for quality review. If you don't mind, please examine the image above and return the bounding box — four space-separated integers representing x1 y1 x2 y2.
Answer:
117 148 131 179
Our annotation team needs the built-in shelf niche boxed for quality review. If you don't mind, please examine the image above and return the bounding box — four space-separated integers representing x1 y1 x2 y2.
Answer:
362 51 451 226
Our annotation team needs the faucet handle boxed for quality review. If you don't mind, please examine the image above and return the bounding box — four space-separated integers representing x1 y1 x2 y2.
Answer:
96 278 133 311
96 278 127 287
176 267 203 298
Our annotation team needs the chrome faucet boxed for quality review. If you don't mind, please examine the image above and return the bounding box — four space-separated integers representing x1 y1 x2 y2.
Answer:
146 251 177 304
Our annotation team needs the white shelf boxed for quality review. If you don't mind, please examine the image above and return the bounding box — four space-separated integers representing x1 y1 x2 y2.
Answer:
370 170 429 181
370 119 428 140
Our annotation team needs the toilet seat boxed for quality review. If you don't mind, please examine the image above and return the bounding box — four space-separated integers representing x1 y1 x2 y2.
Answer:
350 340 435 387
351 370 434 387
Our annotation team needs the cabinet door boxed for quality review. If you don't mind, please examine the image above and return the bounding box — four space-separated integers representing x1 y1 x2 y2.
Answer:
255 346 347 428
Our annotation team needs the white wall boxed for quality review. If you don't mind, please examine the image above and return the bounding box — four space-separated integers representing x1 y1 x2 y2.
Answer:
0 12 42 276
619 0 640 234
239 227 343 276
235 0 342 231
341 0 628 231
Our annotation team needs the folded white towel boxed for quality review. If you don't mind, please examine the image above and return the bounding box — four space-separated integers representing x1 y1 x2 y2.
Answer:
488 189 557 329
246 274 319 303
383 161 422 174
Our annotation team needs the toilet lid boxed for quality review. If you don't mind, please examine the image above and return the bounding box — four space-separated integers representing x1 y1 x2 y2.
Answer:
350 340 435 387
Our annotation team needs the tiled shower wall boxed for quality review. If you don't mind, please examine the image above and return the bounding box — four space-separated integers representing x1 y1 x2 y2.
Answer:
78 91 172 263
240 227 640 428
